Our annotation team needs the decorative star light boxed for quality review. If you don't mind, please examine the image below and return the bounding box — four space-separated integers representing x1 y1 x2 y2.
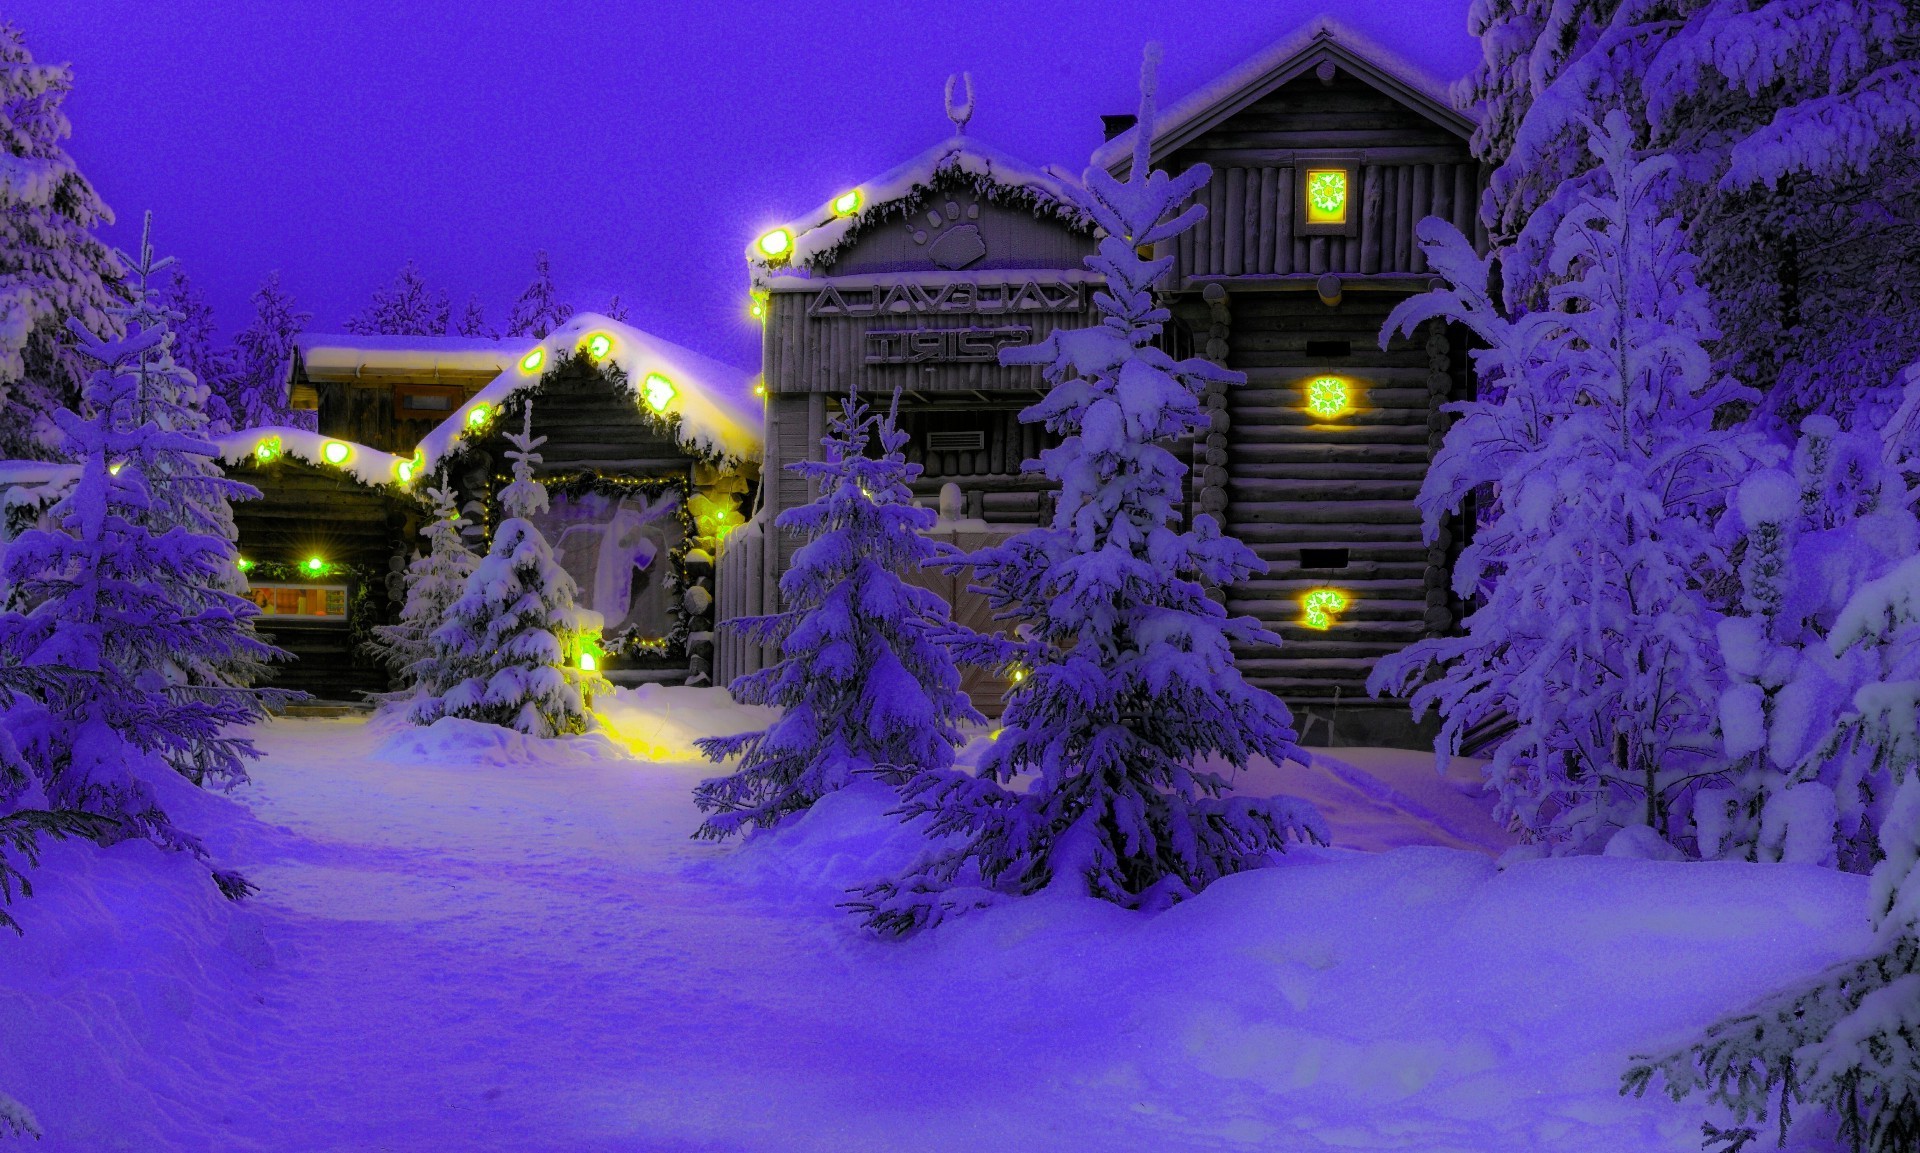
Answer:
832 190 862 216
237 557 253 572
322 440 351 465
396 448 424 485
641 372 677 412
255 435 282 463
304 556 327 576
757 228 792 259
1302 588 1350 630
520 347 545 373
466 404 492 430
584 332 613 361
1306 377 1351 419
1305 169 1348 224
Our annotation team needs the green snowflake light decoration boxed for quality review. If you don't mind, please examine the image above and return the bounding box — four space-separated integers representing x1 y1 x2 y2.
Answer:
1306 376 1351 419
1305 168 1348 225
1302 588 1350 630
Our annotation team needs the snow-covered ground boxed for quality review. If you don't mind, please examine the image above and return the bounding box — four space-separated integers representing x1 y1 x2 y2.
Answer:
0 687 1873 1152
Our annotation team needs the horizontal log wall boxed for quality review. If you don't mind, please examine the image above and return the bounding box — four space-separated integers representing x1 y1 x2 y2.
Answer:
1212 291 1437 706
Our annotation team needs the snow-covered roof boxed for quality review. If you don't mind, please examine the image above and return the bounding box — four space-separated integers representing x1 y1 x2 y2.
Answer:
1092 17 1474 172
747 135 1092 285
0 459 78 514
291 333 518 382
417 313 762 470
213 426 411 488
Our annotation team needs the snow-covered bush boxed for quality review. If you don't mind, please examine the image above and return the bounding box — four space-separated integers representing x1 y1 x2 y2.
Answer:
411 407 607 737
369 484 478 694
852 49 1325 936
1368 113 1761 852
694 386 980 840
1696 415 1918 868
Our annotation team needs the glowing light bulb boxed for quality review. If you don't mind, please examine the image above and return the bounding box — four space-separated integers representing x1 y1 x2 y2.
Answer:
304 556 327 576
756 228 792 259
749 299 766 321
520 347 545 373
1302 588 1350 630
753 381 766 397
579 651 597 672
1306 377 1351 420
255 436 281 463
107 460 124 476
467 404 492 430
641 372 677 412
396 460 415 484
1010 666 1027 683
832 189 862 216
322 440 351 465
584 332 613 361
237 557 253 572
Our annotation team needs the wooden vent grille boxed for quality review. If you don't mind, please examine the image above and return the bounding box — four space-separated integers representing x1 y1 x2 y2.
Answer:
925 431 986 452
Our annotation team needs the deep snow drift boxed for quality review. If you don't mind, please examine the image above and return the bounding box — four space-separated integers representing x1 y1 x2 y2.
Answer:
0 687 1873 1152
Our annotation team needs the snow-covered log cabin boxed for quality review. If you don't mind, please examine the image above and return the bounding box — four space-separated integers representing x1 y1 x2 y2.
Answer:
234 316 761 697
722 20 1483 743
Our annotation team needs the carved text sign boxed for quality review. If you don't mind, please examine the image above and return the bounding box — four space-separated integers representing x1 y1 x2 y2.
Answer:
810 280 1085 319
863 326 1033 365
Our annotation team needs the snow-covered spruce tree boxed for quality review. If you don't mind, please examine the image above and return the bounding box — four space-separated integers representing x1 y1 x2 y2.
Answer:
344 259 450 337
110 213 280 694
227 271 313 430
693 386 981 840
852 48 1326 936
1696 415 1918 869
1462 0 1920 419
1625 552 1920 1153
456 294 494 338
505 251 572 339
0 22 121 456
1368 113 1760 852
0 664 117 934
154 264 237 432
369 484 478 695
0 266 287 894
411 407 606 737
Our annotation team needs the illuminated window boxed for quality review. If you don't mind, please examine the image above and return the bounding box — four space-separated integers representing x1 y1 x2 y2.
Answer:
1295 160 1358 236
245 583 348 621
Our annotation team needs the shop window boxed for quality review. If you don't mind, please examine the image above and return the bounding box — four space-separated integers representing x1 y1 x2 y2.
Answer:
246 583 349 622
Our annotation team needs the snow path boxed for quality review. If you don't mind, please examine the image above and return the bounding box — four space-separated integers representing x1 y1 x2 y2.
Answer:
2 687 1877 1152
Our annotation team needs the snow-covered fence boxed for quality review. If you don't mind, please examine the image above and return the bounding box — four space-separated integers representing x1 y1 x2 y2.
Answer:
712 511 768 686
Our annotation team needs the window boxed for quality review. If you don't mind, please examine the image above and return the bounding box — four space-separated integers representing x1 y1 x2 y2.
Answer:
246 583 349 622
394 384 465 421
1294 159 1360 238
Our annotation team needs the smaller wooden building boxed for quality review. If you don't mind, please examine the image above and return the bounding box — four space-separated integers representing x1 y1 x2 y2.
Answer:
225 314 761 699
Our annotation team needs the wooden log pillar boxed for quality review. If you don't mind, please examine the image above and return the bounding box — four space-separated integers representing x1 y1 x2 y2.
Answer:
1198 283 1233 605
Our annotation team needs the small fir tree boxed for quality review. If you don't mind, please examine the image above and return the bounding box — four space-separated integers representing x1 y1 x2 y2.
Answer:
153 265 237 432
0 22 121 456
343 259 450 337
228 271 313 430
411 407 606 737
370 484 478 695
506 251 572 339
853 48 1326 936
694 386 982 840
1368 113 1761 852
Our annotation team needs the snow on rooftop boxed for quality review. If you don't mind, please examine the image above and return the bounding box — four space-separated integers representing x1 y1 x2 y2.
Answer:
0 459 78 513
1092 16 1471 172
212 426 410 489
291 333 519 381
417 313 762 471
747 135 1092 285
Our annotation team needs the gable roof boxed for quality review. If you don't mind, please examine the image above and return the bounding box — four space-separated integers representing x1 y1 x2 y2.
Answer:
747 135 1091 287
1092 16 1474 173
291 333 517 383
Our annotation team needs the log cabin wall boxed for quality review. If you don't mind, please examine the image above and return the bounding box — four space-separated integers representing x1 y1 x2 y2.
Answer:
1147 40 1484 746
228 459 410 700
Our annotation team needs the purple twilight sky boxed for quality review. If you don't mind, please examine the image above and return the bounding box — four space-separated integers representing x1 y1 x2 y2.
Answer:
13 1 1479 372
